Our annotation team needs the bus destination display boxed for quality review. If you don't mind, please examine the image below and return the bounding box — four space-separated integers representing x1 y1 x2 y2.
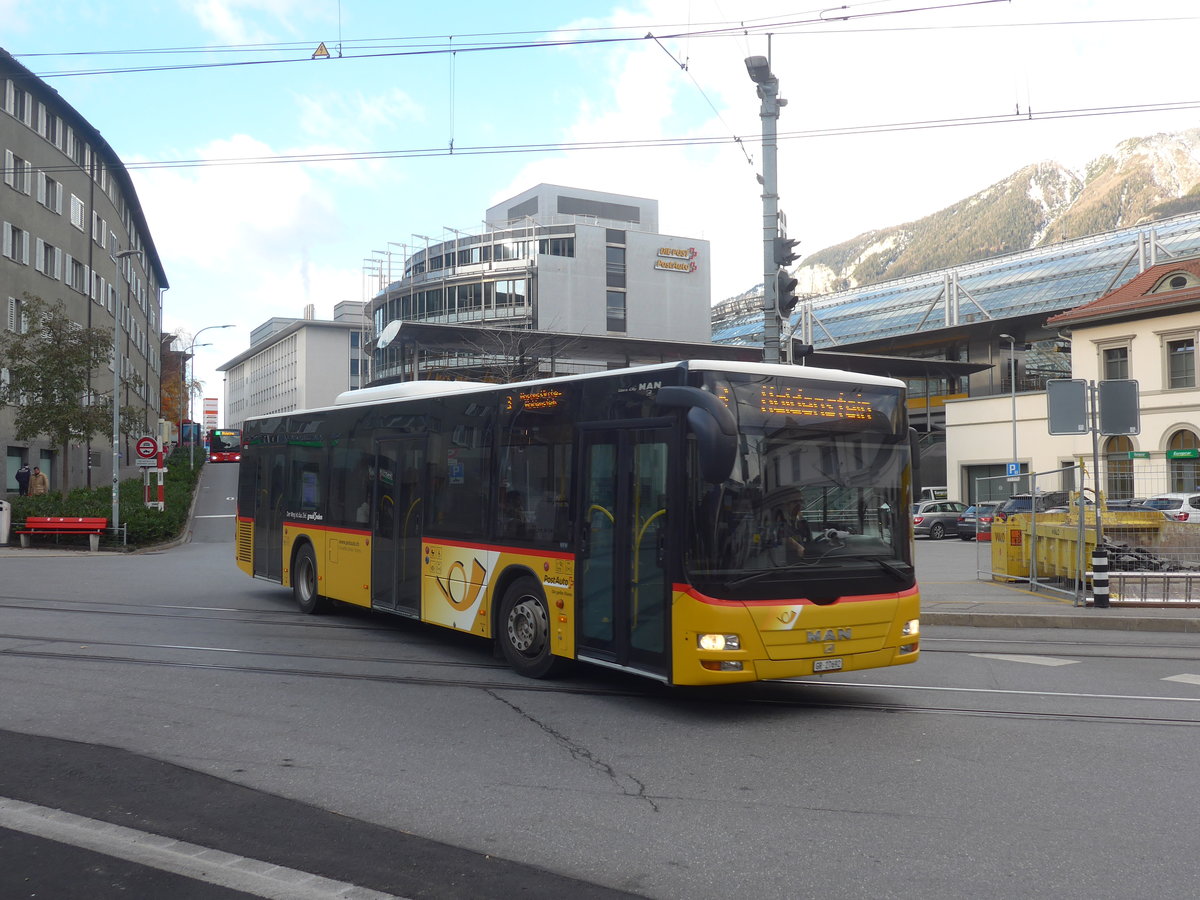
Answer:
717 385 874 421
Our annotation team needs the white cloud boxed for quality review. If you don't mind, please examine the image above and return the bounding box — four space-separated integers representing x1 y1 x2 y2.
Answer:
134 135 342 264
132 133 364 408
295 89 425 146
185 0 324 44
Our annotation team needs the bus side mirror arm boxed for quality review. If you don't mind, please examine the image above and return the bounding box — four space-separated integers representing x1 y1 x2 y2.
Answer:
909 427 922 502
655 386 737 484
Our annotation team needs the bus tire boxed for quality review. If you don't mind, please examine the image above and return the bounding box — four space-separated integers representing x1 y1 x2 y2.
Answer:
498 576 570 679
293 543 330 615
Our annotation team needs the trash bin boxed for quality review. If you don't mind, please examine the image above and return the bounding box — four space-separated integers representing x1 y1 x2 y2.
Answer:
0 499 11 546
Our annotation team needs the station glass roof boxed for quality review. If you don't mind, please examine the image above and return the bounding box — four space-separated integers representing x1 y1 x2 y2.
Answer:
711 211 1200 348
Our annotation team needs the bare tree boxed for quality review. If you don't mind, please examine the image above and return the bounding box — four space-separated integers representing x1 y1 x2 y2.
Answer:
454 326 583 384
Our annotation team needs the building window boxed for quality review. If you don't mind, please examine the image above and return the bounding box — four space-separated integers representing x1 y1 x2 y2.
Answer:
2 223 28 264
35 240 61 279
66 256 86 292
606 290 626 332
1150 270 1200 293
37 172 62 213
1103 435 1134 500
538 237 574 258
8 83 26 120
495 278 528 309
4 151 31 194
91 212 107 248
1166 336 1196 389
606 246 626 289
1101 345 1129 380
70 195 86 230
1168 429 1199 493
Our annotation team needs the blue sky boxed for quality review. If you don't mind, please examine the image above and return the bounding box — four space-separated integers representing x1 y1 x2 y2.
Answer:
5 0 1200 415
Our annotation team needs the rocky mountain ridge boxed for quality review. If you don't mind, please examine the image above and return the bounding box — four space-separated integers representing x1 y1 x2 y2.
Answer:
792 127 1200 296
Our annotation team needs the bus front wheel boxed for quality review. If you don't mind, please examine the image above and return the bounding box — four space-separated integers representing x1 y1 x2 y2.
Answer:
293 543 331 614
498 577 570 679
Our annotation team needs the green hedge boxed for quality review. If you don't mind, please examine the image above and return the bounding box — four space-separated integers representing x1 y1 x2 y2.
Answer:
9 448 206 548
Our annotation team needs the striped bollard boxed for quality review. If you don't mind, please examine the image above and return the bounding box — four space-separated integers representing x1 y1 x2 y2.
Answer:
1091 549 1110 609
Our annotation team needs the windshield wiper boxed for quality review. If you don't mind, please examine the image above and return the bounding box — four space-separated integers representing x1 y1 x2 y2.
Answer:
728 555 912 588
727 561 821 588
861 557 912 581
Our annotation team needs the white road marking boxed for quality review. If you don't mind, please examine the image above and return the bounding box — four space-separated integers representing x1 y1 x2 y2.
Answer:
194 514 236 518
1163 674 1200 686
0 797 405 900
970 653 1079 667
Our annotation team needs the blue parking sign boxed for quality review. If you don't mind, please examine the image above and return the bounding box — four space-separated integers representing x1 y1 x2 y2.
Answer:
1006 462 1021 477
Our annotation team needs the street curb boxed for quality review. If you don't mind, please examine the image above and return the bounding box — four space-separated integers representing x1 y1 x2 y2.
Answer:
923 611 1200 633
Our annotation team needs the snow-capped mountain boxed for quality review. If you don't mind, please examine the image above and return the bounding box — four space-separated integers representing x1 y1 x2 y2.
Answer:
790 128 1200 296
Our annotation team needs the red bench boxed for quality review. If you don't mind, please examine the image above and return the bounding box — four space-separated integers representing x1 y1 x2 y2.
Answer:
16 516 108 552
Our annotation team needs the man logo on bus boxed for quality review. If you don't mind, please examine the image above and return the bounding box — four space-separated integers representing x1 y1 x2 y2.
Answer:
807 628 852 643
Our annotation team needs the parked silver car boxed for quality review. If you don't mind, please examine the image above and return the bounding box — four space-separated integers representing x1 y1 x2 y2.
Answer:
912 500 967 540
1142 493 1200 523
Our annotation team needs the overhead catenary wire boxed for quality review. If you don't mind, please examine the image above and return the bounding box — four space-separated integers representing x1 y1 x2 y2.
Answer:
6 96 1199 179
7 0 1023 79
12 4 1197 77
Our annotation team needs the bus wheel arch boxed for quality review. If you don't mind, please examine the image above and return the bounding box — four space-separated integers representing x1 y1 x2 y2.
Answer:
496 573 570 679
291 540 331 614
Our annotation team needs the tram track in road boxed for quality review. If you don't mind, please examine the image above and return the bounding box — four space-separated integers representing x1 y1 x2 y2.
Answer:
0 595 440 638
4 635 1200 728
923 635 1200 663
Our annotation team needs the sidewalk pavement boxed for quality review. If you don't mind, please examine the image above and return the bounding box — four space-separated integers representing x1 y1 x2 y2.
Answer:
6 541 1199 633
919 570 1200 633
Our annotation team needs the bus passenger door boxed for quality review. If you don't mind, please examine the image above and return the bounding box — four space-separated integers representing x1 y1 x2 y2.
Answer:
576 426 672 677
371 438 425 616
253 447 286 582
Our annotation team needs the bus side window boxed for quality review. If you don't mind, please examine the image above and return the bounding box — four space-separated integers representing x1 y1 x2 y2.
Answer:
498 421 571 543
332 447 372 525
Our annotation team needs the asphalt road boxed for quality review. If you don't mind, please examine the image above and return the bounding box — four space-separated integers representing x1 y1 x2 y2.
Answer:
3 465 1200 898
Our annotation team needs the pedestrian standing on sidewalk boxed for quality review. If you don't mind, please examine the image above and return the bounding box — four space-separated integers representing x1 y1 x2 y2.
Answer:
29 466 49 495
15 464 31 496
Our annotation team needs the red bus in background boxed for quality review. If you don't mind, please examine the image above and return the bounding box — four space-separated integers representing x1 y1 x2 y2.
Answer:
207 429 242 463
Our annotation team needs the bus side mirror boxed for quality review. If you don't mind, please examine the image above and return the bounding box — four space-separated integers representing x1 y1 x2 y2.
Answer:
909 427 922 502
656 386 737 484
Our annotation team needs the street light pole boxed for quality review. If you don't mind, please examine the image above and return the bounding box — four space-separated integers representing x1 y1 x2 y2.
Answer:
999 333 1018 490
746 54 786 364
110 248 143 533
186 325 234 468
179 341 210 462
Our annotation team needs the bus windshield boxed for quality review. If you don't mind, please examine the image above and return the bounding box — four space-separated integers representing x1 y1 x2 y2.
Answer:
210 430 242 452
685 371 914 601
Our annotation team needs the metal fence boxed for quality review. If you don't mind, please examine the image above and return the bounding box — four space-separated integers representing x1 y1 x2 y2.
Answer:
973 462 1200 606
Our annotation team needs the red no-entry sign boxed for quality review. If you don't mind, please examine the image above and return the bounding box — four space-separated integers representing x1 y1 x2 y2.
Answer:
135 436 160 464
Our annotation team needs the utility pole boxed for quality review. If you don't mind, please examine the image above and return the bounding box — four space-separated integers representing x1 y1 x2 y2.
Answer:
746 54 787 364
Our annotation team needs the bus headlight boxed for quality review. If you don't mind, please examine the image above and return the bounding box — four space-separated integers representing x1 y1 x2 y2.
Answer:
901 618 919 636
698 633 741 651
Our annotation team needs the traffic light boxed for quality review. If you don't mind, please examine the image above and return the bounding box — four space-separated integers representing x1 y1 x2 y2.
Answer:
776 267 799 316
773 236 801 267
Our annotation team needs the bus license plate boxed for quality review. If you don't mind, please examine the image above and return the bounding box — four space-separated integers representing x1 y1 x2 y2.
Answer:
814 658 843 673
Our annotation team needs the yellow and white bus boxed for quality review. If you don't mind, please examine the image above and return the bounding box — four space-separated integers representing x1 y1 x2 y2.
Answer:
235 360 920 686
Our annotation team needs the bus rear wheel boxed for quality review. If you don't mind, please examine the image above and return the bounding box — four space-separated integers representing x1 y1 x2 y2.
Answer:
293 543 331 614
498 577 570 679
